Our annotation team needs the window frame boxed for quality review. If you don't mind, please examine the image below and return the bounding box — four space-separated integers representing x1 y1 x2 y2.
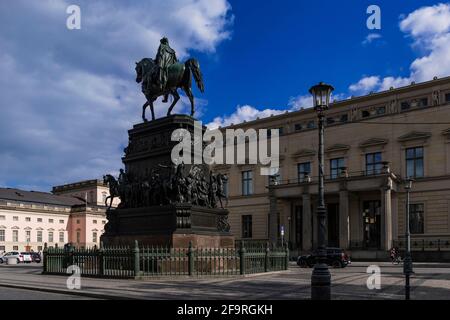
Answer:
241 215 253 239
406 146 424 178
241 170 253 196
330 157 345 179
365 152 383 175
297 162 311 182
409 203 425 234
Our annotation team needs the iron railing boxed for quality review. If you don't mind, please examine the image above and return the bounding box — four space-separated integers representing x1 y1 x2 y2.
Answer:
42 241 289 278
392 238 450 251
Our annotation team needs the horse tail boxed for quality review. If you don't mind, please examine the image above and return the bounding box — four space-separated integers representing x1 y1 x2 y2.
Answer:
186 59 204 93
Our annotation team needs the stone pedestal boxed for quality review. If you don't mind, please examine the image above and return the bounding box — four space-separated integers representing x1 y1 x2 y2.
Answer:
101 115 234 248
101 204 234 248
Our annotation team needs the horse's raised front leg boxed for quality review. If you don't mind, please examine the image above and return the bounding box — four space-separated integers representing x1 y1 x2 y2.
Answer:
150 100 156 121
142 101 149 122
167 89 180 116
184 86 195 117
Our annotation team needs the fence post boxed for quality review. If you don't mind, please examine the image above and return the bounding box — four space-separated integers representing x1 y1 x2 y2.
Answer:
285 243 289 270
134 240 141 278
188 241 194 276
98 242 104 277
239 241 246 275
42 242 48 274
265 242 270 272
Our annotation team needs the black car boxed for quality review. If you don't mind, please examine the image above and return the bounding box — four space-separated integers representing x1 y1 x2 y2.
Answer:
30 252 41 263
297 247 351 268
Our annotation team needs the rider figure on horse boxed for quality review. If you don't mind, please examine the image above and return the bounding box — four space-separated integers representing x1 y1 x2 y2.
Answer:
155 37 178 103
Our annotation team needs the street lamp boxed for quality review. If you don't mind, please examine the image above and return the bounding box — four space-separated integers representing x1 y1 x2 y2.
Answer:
404 178 414 300
309 82 334 300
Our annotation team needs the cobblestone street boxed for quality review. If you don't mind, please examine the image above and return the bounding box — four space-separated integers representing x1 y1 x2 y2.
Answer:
1 262 450 299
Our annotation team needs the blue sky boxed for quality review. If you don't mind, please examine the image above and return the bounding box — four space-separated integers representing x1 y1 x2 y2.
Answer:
1 0 450 191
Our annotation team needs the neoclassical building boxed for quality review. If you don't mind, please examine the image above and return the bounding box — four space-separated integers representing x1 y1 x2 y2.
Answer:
0 179 114 252
213 76 450 258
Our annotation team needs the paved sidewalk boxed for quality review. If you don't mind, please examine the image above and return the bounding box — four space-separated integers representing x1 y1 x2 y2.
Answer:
1 262 450 299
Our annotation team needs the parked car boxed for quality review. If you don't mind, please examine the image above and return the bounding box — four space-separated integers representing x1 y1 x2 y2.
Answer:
21 252 33 263
30 252 41 263
297 247 351 268
0 251 24 264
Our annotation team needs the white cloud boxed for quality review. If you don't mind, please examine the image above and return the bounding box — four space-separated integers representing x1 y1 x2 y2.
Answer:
350 3 450 94
207 105 286 129
362 33 382 45
349 76 380 94
0 0 232 191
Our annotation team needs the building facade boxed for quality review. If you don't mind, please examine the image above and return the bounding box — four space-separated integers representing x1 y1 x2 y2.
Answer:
0 179 114 252
213 76 450 257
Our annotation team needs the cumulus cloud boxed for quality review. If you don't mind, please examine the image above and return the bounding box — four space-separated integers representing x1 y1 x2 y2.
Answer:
0 0 232 191
207 105 287 129
350 3 450 94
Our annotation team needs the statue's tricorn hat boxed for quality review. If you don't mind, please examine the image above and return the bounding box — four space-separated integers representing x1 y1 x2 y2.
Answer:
160 37 169 44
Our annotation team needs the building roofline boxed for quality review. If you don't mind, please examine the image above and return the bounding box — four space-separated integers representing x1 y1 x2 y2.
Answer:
52 179 106 193
222 75 450 129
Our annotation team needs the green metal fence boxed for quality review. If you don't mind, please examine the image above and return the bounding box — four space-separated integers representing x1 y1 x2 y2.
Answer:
42 241 288 278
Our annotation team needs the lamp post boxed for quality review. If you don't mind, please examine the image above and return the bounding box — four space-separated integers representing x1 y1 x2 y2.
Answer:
403 178 414 300
309 82 334 300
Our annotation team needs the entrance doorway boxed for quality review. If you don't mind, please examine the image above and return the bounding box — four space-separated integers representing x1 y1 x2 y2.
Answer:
363 200 381 248
327 204 339 247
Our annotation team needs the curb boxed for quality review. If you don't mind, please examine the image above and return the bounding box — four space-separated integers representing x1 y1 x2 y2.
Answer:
0 283 141 300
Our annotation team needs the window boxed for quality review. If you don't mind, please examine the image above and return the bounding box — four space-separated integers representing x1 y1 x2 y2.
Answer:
307 120 315 129
340 114 348 123
0 230 5 242
37 231 43 243
326 117 335 125
49 219 54 223
366 152 382 175
26 231 31 243
76 219 80 224
102 192 107 203
93 232 98 243
401 101 410 111
406 147 424 178
59 232 65 243
361 110 370 118
89 191 94 203
37 218 42 223
241 171 253 196
76 231 81 243
445 93 450 102
102 220 106 225
409 204 424 234
222 179 229 197
0 246 5 251
294 123 302 131
48 232 54 243
242 215 252 238
0 215 5 220
13 230 18 242
297 162 311 182
25 217 31 222
330 158 345 179
13 216 18 221
93 220 97 224
59 219 64 224
13 246 18 251
376 106 386 115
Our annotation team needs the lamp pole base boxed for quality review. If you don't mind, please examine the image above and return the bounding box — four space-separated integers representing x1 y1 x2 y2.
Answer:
311 262 331 300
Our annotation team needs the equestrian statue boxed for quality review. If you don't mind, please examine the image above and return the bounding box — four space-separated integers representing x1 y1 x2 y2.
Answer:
135 37 205 122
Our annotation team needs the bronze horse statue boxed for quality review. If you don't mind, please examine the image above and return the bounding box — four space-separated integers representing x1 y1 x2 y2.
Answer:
135 58 204 121
103 174 119 209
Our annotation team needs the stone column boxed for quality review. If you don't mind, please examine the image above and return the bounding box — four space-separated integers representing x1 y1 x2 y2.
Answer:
302 191 312 251
339 190 350 249
380 177 393 250
268 188 278 245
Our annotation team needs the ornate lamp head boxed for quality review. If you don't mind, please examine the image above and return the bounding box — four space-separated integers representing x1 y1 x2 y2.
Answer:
309 82 334 112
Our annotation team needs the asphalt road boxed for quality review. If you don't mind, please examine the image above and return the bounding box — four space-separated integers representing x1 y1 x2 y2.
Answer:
0 286 95 300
